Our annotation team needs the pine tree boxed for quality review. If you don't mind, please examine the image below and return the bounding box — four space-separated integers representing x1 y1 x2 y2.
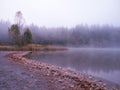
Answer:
23 28 32 45
8 24 21 45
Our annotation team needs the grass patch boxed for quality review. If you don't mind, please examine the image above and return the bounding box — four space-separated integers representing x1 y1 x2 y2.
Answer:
0 44 67 51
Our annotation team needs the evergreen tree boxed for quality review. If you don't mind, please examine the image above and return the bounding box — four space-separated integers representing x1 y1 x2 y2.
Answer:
8 24 21 45
23 28 32 45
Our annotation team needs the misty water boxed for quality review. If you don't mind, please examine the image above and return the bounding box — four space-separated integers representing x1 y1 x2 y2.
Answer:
28 48 120 86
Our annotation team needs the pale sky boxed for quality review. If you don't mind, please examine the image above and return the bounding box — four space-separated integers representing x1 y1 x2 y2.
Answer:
0 0 120 27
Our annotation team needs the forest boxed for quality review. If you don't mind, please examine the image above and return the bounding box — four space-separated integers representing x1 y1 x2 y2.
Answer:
0 20 120 47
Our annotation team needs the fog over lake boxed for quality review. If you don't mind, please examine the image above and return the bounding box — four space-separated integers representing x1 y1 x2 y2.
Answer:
1 0 120 89
28 48 120 85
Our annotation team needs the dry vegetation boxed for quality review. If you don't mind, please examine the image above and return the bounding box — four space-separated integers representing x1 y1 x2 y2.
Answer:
0 44 66 51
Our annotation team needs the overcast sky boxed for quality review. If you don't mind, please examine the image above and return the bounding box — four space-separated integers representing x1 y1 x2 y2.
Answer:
0 0 120 27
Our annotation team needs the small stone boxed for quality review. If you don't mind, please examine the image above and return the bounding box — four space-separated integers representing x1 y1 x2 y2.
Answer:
58 79 63 83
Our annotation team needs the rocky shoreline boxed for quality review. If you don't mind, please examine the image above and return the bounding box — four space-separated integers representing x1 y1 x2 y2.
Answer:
6 51 118 90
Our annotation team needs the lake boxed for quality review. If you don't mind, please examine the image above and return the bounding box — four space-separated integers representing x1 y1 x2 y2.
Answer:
28 47 120 86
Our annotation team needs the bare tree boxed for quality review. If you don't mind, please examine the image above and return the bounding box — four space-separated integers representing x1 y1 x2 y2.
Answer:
14 11 25 28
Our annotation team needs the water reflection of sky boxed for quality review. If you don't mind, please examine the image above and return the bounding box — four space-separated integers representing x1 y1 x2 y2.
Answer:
28 48 120 85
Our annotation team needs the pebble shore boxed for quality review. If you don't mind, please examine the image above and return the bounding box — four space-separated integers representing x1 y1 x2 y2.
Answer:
6 51 118 90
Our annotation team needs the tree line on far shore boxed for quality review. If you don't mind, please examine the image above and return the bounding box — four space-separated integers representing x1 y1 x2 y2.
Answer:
0 11 120 47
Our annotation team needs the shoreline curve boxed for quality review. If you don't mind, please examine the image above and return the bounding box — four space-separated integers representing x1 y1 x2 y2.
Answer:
6 51 113 90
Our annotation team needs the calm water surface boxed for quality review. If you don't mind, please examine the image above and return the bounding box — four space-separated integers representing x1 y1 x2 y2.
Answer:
28 48 120 85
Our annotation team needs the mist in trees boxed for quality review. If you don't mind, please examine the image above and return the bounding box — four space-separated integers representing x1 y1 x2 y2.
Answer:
0 20 120 47
29 24 120 47
0 20 10 44
14 11 25 28
8 11 32 46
